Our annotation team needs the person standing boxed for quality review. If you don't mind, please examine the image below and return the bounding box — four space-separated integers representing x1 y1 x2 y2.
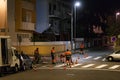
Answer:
34 48 40 64
51 47 56 64
80 42 85 54
64 49 72 66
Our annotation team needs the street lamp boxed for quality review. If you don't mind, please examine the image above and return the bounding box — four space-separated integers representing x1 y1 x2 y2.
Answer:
71 1 81 51
74 1 81 38
116 12 120 20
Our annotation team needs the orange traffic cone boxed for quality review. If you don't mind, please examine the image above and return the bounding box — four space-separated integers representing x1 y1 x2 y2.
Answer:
75 59 78 64
84 53 88 58
33 65 37 71
49 65 53 71
63 66 67 70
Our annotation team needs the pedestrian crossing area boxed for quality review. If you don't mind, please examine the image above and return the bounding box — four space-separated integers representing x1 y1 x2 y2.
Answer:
49 63 120 71
37 55 120 71
71 55 106 62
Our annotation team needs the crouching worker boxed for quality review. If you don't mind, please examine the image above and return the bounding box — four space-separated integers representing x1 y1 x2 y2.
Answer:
64 49 72 66
60 53 65 63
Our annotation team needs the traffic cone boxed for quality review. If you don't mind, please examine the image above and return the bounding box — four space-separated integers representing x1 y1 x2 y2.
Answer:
33 65 37 71
66 60 69 66
69 65 72 68
63 66 67 70
84 53 88 58
75 59 78 64
49 65 53 71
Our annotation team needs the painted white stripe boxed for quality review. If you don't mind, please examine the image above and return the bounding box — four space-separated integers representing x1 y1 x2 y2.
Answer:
82 64 95 68
93 56 102 60
102 58 106 61
109 65 120 69
55 63 66 67
84 56 92 59
95 64 108 69
71 64 82 67
41 66 47 67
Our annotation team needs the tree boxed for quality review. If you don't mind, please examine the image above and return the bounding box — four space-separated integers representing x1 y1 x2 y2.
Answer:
106 15 120 36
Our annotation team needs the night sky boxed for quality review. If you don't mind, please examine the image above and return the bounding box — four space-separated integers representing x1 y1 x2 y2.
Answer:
65 0 120 14
65 0 120 37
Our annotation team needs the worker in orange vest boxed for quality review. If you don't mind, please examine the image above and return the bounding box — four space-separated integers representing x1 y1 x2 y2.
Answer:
51 47 56 64
80 42 85 54
64 49 72 66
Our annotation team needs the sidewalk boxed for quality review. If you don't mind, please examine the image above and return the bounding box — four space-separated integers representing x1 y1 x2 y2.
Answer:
31 51 65 64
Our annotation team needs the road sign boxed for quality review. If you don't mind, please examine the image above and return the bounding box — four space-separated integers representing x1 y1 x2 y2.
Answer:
111 36 117 42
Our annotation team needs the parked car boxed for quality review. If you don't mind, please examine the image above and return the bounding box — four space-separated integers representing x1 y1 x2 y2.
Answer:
19 53 33 71
106 50 120 61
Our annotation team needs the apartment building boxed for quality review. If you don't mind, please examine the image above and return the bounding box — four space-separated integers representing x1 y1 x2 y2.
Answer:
36 0 71 41
0 0 7 35
0 0 36 45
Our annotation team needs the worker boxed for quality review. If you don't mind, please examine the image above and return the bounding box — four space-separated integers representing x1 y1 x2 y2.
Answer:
64 49 72 66
51 47 56 64
80 42 85 54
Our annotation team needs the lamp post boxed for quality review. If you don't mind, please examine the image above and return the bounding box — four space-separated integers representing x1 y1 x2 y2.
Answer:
74 1 81 38
71 1 81 51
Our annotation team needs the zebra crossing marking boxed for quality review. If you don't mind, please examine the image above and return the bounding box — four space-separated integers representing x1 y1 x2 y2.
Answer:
83 56 92 59
109 65 120 69
93 56 102 60
54 63 66 67
82 64 95 68
102 58 106 61
71 64 82 67
95 64 108 69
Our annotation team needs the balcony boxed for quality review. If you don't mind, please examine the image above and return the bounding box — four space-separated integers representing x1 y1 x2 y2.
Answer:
21 22 35 31
49 10 62 19
22 1 34 10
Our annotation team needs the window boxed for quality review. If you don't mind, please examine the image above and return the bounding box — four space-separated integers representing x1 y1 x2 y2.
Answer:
115 50 120 54
22 9 32 22
53 4 56 10
49 3 51 15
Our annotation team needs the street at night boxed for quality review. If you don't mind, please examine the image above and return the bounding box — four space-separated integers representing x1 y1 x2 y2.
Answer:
1 0 120 80
1 48 120 80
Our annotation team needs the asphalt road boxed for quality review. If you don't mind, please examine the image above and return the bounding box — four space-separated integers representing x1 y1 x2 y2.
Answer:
0 69 120 80
1 47 120 80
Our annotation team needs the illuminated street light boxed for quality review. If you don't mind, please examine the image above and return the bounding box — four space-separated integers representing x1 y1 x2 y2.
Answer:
116 12 120 20
71 1 81 50
75 1 81 7
74 1 81 38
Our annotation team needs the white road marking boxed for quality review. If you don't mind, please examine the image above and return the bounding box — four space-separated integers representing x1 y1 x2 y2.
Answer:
102 58 106 61
109 65 120 69
95 64 108 69
55 63 66 67
93 56 102 60
82 64 95 68
71 64 82 67
41 66 47 67
84 56 92 59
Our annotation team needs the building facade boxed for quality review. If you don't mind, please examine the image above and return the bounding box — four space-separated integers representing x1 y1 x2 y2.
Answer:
0 0 36 45
0 0 7 35
36 0 71 41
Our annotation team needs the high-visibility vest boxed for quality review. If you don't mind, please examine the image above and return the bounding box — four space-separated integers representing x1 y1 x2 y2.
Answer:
80 44 84 48
65 51 71 55
51 49 55 53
